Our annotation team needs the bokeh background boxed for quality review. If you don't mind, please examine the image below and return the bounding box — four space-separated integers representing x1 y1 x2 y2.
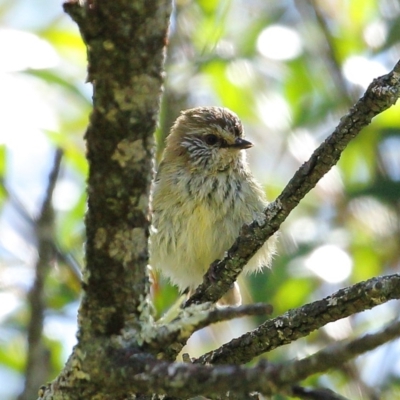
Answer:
1 0 400 399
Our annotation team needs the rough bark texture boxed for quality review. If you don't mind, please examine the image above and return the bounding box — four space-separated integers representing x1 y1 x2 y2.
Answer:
64 0 171 341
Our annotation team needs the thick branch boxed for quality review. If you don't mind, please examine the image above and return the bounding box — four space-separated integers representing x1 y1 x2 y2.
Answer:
186 60 400 306
63 318 398 399
63 0 172 339
196 274 400 365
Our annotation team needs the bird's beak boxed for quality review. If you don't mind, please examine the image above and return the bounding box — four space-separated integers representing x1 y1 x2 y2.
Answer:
232 137 253 149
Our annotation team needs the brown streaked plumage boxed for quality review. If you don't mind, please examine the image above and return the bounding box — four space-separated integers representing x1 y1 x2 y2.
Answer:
149 106 276 305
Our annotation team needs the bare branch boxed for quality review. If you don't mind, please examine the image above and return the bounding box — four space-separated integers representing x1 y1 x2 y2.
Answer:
18 149 63 400
2 185 82 283
279 317 400 387
196 274 400 365
194 303 273 327
186 60 400 306
147 303 273 358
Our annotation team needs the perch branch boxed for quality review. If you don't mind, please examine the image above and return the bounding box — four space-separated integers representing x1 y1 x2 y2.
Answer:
186 59 400 306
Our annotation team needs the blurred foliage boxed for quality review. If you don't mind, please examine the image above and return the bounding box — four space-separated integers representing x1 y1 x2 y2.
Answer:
0 0 400 399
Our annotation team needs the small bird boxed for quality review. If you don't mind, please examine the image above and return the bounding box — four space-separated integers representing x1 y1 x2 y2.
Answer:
149 106 276 305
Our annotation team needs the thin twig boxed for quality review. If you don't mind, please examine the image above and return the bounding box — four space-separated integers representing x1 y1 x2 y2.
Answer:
2 184 83 282
277 318 400 387
195 303 273 327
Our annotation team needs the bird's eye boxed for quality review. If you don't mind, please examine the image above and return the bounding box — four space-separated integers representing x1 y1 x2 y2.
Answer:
204 134 219 145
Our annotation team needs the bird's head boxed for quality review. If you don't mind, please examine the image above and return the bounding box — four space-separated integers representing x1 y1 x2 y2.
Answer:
163 106 253 173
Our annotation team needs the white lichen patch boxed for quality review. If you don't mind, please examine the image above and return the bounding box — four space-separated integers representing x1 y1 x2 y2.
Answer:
255 211 267 226
109 227 147 264
94 227 107 249
176 304 213 338
327 297 338 306
65 347 91 383
114 74 160 113
111 138 146 168
266 198 282 218
114 86 136 112
275 318 284 328
74 370 91 380
109 230 132 263
277 329 286 340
